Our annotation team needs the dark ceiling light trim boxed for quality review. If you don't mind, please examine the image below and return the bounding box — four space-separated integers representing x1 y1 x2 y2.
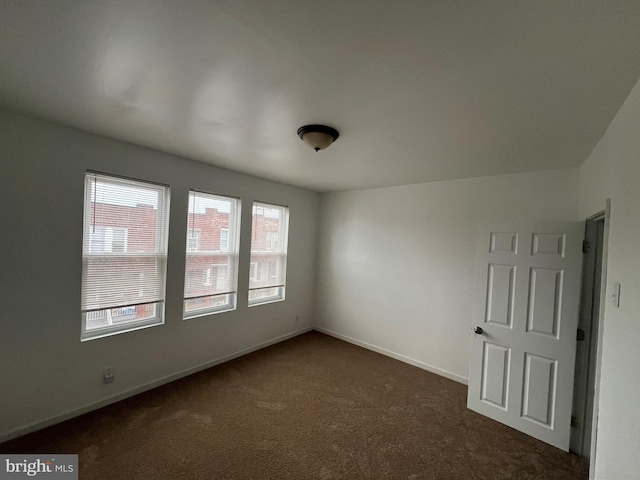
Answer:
297 124 340 152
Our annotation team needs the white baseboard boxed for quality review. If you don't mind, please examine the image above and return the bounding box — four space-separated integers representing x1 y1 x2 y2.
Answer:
0 327 313 444
313 327 468 385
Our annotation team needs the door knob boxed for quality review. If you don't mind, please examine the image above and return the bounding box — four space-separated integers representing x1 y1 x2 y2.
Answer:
473 326 484 335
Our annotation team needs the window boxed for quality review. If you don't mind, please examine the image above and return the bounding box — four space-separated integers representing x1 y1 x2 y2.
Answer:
204 264 228 289
266 231 278 250
183 190 240 318
187 229 201 252
203 267 213 286
81 173 169 341
89 226 129 253
220 229 229 250
249 202 289 305
249 262 258 281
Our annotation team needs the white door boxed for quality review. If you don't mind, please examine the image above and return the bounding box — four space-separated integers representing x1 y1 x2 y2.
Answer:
467 223 582 451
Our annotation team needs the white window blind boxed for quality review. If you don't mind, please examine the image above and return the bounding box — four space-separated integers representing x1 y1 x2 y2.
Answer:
248 202 289 306
183 190 240 318
81 173 169 340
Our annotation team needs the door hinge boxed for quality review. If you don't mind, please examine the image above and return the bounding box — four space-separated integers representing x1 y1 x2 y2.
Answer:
571 415 579 428
577 328 586 341
582 240 590 253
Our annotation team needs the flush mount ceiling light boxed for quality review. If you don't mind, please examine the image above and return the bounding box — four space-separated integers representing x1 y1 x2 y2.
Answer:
297 124 340 152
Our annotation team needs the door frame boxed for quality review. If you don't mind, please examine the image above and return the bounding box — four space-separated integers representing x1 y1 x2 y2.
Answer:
571 211 605 457
586 199 611 478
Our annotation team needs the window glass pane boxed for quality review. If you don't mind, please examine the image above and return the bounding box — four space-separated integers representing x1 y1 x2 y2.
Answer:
81 173 169 340
183 191 240 318
249 202 289 305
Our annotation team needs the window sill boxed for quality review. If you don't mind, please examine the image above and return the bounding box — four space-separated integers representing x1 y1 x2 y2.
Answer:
183 305 235 320
81 317 163 342
248 296 285 308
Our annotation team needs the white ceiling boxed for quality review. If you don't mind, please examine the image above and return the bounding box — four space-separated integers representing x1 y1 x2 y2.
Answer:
1 1 640 192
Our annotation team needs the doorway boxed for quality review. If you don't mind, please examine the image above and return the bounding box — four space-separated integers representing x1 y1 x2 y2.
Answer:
570 213 605 458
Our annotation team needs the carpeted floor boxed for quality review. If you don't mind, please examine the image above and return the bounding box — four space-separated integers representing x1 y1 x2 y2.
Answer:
1 331 588 479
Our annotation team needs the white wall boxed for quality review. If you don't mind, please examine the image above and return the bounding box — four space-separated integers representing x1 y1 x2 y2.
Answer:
0 110 319 441
315 169 580 383
579 78 640 480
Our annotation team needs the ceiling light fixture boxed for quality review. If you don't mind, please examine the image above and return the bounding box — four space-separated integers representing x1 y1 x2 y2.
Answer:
297 124 339 152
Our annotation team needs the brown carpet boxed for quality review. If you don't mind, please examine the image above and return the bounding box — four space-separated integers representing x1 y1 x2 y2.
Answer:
1 331 588 479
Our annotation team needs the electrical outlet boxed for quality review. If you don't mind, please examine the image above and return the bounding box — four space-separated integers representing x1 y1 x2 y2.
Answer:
103 368 115 384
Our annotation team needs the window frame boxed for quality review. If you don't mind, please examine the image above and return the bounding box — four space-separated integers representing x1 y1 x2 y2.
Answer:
248 201 289 307
183 189 241 319
80 172 170 341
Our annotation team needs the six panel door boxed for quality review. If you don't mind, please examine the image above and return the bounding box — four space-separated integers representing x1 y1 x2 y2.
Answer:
467 223 582 451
